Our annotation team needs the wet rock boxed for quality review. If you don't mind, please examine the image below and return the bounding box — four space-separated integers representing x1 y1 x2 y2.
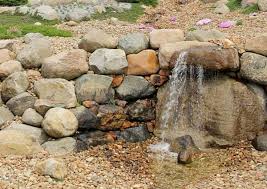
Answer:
1 72 29 102
89 48 128 75
42 137 77 156
75 74 114 104
97 105 127 131
24 33 45 44
186 29 226 42
5 123 48 144
0 60 23 79
0 49 15 64
34 78 77 108
78 29 118 52
0 106 14 127
171 46 239 71
252 134 267 151
126 99 156 121
118 32 149 54
17 38 52 68
22 108 43 127
0 130 42 155
149 29 184 49
42 107 78 138
245 33 267 56
6 92 37 116
115 125 151 142
76 131 114 150
116 76 156 100
159 41 215 69
177 150 193 164
127 50 160 75
36 158 67 180
42 49 89 80
240 52 267 85
170 135 198 153
70 106 99 130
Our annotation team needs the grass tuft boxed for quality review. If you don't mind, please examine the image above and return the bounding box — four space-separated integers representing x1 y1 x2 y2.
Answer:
226 0 259 14
241 4 259 14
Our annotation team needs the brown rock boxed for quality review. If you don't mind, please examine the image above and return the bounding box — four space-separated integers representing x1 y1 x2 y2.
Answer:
0 49 15 64
150 74 168 86
177 150 193 164
159 69 170 77
82 100 98 108
127 50 160 76
245 33 267 56
170 46 239 71
112 75 124 87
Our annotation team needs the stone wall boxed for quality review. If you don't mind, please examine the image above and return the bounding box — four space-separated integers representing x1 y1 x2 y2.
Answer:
0 29 266 155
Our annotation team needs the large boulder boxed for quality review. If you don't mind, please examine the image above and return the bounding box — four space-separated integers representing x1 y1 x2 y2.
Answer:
159 41 215 69
170 46 239 71
156 75 265 148
0 106 14 127
17 39 52 69
75 74 114 104
5 123 48 144
34 78 77 108
1 72 29 102
0 49 15 64
258 0 267 11
35 158 67 180
34 5 59 20
186 29 226 42
28 0 73 6
42 49 89 80
70 106 99 130
127 50 160 75
22 108 43 127
118 33 149 55
89 48 128 74
245 33 267 56
24 33 45 44
0 130 42 155
115 76 156 100
149 29 184 49
0 60 23 79
6 92 37 116
42 137 77 156
240 52 267 85
42 107 78 138
78 29 118 52
66 8 90 22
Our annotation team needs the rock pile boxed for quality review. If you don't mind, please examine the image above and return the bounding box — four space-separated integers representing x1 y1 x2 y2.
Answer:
0 28 266 158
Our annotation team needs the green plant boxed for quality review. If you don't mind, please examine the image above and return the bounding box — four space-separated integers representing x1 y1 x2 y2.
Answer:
188 27 197 32
226 0 242 11
140 0 158 7
242 4 258 14
0 0 27 6
236 20 243 25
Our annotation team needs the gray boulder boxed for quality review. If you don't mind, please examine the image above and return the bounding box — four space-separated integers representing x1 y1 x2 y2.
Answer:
22 108 43 127
240 52 267 85
186 29 227 42
34 78 77 108
42 107 78 138
75 74 114 104
42 49 89 80
115 76 156 100
258 0 267 11
6 123 48 144
42 137 77 156
6 92 37 116
89 48 128 74
252 134 267 151
1 72 29 102
70 106 99 130
0 40 14 51
34 5 59 20
78 29 118 52
17 39 52 69
0 60 23 79
115 125 151 142
66 8 90 22
118 32 149 54
214 3 230 14
0 106 14 127
24 33 45 44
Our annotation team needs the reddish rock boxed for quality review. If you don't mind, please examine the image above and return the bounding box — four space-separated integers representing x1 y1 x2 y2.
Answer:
127 50 160 76
159 69 170 77
150 74 168 86
112 75 124 87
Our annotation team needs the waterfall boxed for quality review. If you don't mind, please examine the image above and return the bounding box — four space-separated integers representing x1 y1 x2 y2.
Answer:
149 51 204 154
